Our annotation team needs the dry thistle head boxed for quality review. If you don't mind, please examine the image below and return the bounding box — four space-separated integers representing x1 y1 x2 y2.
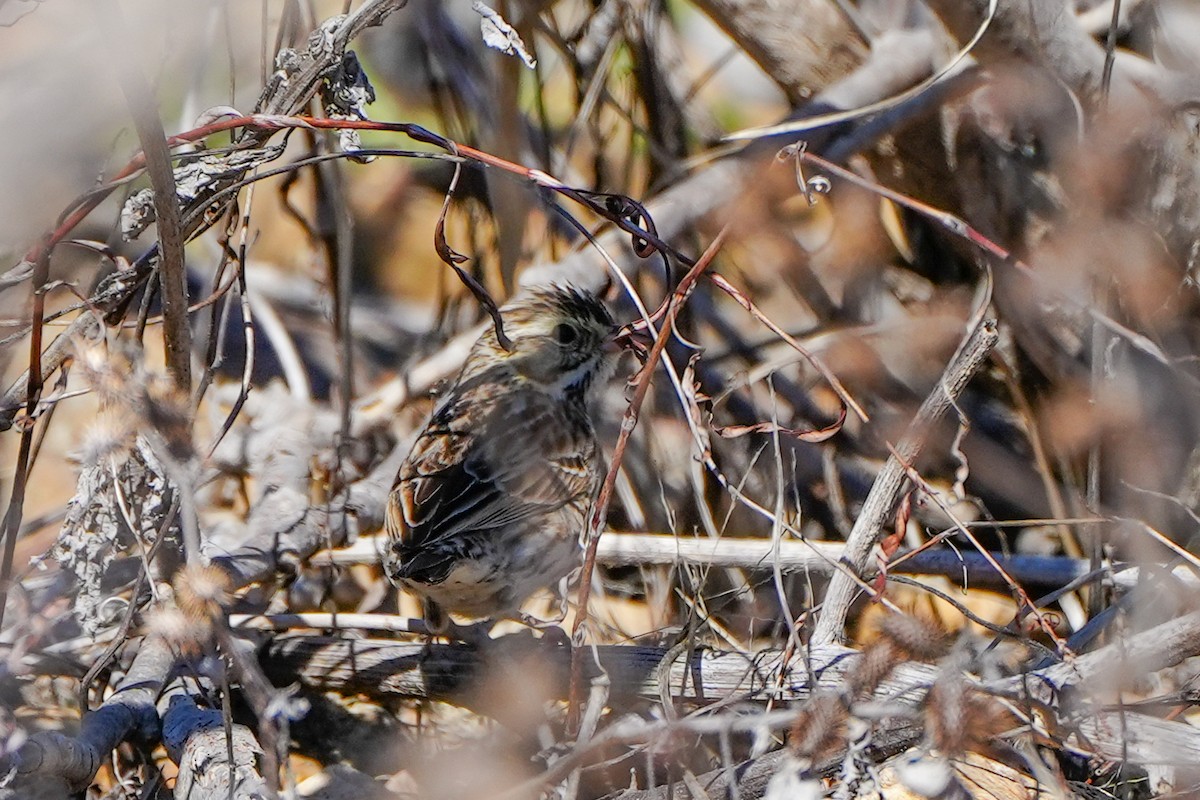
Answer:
146 567 232 655
789 615 957 766
925 680 1020 760
73 408 136 467
875 612 952 663
74 339 135 409
174 564 232 624
925 634 1021 760
133 368 194 463
847 613 950 699
73 338 194 461
145 604 210 654
789 693 849 763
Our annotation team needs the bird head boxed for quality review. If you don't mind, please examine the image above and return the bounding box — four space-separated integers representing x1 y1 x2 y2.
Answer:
470 285 618 398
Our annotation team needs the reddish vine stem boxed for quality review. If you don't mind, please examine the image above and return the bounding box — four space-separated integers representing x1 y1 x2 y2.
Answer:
566 226 729 733
15 114 668 284
0 244 51 631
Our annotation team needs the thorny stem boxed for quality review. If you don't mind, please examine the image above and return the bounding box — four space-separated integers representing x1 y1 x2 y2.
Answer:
567 227 729 732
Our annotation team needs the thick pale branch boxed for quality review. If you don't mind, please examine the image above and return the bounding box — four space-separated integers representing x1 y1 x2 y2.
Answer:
690 0 867 103
161 690 269 799
312 530 1195 593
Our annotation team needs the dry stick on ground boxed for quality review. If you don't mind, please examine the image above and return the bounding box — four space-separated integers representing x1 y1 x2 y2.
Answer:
602 599 1200 798
610 726 921 800
213 617 309 792
4 471 272 792
812 318 1000 645
160 688 269 800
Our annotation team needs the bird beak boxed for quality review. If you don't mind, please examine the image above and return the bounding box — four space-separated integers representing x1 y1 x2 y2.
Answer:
606 324 651 360
603 331 623 354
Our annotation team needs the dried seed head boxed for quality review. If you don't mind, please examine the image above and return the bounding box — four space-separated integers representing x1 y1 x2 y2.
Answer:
789 694 848 760
926 682 1018 758
145 605 210 653
876 612 951 663
847 637 903 697
75 342 135 408
174 565 231 623
73 340 195 460
73 410 135 466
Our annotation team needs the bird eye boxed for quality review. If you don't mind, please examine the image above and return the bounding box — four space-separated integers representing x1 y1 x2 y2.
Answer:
553 323 578 345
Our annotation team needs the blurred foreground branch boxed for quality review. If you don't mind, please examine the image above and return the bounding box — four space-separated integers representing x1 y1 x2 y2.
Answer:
263 603 1200 774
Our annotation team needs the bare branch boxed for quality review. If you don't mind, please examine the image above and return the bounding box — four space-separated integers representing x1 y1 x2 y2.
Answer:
813 320 1000 645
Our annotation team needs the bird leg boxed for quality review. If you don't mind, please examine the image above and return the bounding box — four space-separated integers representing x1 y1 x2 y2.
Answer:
418 599 490 647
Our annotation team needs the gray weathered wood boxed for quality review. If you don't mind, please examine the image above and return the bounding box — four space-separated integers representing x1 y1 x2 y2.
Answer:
2 636 172 794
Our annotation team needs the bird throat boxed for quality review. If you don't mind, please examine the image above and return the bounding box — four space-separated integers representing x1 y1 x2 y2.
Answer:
545 359 597 401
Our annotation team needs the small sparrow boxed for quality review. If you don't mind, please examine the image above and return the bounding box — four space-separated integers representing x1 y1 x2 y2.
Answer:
384 285 619 634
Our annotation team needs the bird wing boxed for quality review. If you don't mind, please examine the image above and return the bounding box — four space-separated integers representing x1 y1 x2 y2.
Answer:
385 387 596 584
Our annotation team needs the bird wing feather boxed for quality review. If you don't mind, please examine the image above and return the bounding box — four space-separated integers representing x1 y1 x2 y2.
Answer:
385 386 596 584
